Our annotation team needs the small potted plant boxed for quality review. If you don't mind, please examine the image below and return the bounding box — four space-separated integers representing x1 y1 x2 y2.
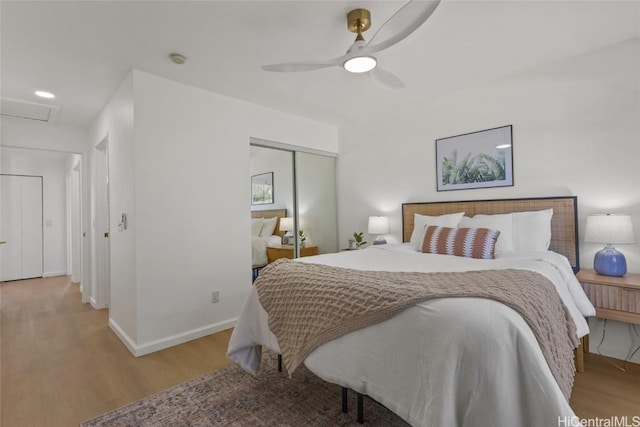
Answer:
352 232 367 248
298 230 308 247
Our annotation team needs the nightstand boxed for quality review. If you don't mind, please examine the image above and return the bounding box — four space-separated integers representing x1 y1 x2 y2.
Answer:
576 269 640 369
577 269 640 325
266 246 319 263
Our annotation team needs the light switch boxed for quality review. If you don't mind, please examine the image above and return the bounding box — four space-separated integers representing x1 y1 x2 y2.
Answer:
46 219 53 227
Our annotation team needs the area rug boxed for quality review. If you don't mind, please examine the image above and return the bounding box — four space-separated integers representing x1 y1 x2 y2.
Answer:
80 351 409 426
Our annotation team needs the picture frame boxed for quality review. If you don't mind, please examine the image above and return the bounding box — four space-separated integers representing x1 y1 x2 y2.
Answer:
436 125 513 192
251 172 274 205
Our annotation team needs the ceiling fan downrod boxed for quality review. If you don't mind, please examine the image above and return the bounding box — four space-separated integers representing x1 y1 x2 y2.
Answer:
347 8 371 42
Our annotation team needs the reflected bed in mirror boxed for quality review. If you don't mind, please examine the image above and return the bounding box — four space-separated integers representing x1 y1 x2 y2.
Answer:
251 209 286 270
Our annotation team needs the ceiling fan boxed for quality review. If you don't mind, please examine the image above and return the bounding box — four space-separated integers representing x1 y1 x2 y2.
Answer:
261 0 441 90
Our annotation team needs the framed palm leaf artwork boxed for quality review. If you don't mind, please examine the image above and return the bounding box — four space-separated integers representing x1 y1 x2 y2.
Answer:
436 125 513 192
251 172 274 205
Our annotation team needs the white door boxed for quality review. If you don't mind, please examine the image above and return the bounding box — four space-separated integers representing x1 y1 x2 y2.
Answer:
70 167 81 283
0 175 43 281
1 175 23 281
95 139 110 307
20 176 44 278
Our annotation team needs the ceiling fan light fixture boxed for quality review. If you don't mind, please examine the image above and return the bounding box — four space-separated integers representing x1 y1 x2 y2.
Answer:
343 56 377 73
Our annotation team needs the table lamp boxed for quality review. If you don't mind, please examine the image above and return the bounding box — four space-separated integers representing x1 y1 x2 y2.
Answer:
584 214 636 277
368 216 389 245
279 217 294 245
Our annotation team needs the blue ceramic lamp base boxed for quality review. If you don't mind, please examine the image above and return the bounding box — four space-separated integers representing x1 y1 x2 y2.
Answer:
593 244 627 277
372 236 387 245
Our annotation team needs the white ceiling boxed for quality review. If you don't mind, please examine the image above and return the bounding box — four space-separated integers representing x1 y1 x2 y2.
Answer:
1 1 639 129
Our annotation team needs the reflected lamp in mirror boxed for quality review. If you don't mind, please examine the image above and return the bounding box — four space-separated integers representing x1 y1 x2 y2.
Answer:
368 216 390 245
280 217 294 245
584 214 636 277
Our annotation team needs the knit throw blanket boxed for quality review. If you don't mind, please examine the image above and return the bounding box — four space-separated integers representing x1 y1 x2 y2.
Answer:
255 259 579 399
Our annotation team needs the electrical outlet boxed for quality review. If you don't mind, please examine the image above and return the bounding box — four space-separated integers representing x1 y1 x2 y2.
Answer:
211 291 219 304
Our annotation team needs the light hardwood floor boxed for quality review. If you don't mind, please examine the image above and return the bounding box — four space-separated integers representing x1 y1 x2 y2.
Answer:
1 276 233 426
1 276 639 426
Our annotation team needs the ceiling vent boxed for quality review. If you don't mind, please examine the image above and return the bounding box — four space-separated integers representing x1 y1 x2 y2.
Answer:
1 98 60 123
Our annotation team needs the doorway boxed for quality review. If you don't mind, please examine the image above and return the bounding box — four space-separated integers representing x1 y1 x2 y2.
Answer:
0 147 85 289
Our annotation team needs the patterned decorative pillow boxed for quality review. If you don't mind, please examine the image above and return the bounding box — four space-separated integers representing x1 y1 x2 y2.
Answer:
421 225 501 259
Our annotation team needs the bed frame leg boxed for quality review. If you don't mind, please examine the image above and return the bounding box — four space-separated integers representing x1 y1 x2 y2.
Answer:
357 392 364 424
575 338 585 373
277 354 282 372
342 387 348 413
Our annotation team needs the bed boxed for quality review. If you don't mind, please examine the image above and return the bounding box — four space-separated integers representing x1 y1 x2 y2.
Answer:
251 209 286 269
230 197 596 427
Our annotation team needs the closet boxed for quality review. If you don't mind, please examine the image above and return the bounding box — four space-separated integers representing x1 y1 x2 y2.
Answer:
0 175 43 281
249 139 338 260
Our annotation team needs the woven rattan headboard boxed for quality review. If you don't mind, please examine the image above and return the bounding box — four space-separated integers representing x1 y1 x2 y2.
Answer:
251 209 287 238
402 196 579 271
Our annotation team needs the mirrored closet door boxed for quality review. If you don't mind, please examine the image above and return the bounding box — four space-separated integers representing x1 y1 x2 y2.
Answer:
296 151 337 256
249 139 337 271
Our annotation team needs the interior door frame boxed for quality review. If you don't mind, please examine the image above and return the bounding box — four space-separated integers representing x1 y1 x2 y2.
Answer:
93 136 111 308
66 159 82 284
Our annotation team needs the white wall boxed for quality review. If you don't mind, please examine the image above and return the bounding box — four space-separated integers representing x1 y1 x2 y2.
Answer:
88 72 137 342
337 39 640 362
95 69 337 354
1 116 88 153
1 149 68 276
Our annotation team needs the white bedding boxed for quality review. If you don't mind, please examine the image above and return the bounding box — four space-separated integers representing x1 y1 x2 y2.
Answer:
251 235 281 268
229 244 595 427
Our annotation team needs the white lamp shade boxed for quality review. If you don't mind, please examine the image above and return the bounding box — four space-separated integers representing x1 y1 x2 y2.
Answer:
279 217 294 232
368 216 390 235
584 214 636 244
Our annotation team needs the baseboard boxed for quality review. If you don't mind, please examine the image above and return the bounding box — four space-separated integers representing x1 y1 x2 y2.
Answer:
108 318 138 355
43 271 67 278
89 297 99 309
108 318 237 357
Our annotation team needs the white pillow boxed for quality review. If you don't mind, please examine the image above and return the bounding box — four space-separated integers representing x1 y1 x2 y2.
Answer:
409 212 465 250
513 209 553 252
251 218 263 237
460 213 514 254
259 217 278 237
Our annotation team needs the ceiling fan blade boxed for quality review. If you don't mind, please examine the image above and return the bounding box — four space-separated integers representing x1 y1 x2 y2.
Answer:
362 0 441 55
261 56 345 72
370 67 405 90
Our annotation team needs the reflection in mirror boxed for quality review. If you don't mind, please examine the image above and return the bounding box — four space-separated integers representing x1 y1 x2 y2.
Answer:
296 151 338 255
250 146 293 214
249 141 338 281
250 146 294 279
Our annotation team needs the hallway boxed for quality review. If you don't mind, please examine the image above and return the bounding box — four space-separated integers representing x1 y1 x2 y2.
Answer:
0 276 232 426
